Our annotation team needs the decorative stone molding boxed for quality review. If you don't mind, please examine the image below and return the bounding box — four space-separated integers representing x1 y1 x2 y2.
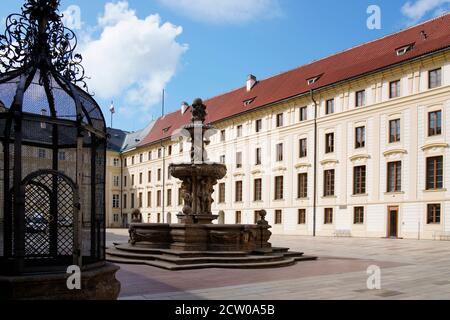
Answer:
295 163 312 169
349 154 370 162
272 166 287 172
251 169 264 175
233 172 245 177
320 159 338 166
421 142 449 152
383 149 407 157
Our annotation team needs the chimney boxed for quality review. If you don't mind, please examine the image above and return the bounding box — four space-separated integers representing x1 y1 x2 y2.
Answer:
246 74 257 92
181 101 189 114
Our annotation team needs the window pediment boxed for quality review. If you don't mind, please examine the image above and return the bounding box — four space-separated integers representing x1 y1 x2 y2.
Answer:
421 143 449 152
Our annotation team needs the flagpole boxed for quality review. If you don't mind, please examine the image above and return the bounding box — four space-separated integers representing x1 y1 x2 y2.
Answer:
109 101 115 128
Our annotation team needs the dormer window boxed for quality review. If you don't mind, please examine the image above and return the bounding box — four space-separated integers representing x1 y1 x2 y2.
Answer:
243 97 256 106
396 44 414 56
307 75 322 85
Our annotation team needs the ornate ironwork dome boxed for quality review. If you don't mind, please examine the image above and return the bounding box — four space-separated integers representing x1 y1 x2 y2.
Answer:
0 0 107 275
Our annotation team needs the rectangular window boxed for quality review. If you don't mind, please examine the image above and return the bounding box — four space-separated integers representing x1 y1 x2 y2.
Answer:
113 214 119 222
157 213 161 223
390 80 401 98
113 158 120 166
254 211 260 224
325 133 334 153
138 192 143 208
157 169 161 181
298 173 308 199
179 141 184 153
124 158 127 167
148 151 152 161
178 188 183 206
131 156 135 165
255 148 262 165
355 126 366 149
324 208 333 224
429 68 442 89
254 178 262 201
275 210 283 225
236 152 242 169
158 148 162 158
387 161 402 192
123 175 127 187
276 113 284 127
356 90 366 107
131 174 135 185
354 207 364 224
58 151 66 161
219 183 226 203
298 209 306 225
38 149 46 159
426 156 443 190
235 211 242 224
389 119 401 143
299 138 307 158
123 194 127 209
428 110 442 136
353 166 367 195
235 181 243 202
113 176 120 187
220 130 226 142
167 189 172 206
139 172 143 184
218 155 225 165
157 190 161 207
256 119 262 133
326 99 334 115
168 145 172 156
427 204 441 224
300 106 308 121
147 191 151 207
276 143 283 162
274 176 284 200
324 169 335 197
112 194 120 208
139 154 143 163
237 125 243 138
148 171 152 183
131 193 135 209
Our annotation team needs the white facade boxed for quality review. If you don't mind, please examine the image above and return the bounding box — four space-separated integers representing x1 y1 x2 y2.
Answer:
108 49 450 240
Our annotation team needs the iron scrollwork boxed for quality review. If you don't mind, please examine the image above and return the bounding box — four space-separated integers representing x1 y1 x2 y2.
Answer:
0 0 88 91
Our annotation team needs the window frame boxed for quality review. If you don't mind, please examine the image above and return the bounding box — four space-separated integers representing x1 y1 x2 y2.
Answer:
325 99 334 115
353 165 367 195
428 110 442 137
324 208 333 224
427 204 441 224
428 68 442 89
299 138 307 158
325 132 335 154
355 126 366 149
387 161 402 193
274 176 284 200
355 90 366 107
426 156 443 190
298 173 308 199
354 207 364 224
389 80 401 99
323 169 335 197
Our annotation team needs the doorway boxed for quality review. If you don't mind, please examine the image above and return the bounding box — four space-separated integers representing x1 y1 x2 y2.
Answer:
387 206 399 238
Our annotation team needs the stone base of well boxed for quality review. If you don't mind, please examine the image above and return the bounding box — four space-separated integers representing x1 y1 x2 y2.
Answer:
0 262 121 300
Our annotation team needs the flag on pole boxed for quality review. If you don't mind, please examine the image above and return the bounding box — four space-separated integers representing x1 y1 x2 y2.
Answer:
109 101 115 114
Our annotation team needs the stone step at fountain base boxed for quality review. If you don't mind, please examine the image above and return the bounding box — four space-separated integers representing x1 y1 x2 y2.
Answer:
106 244 317 270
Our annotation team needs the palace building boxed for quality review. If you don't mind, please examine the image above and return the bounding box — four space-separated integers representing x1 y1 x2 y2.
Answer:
104 14 450 240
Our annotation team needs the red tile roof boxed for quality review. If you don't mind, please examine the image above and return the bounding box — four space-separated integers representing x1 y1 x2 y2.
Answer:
139 13 450 148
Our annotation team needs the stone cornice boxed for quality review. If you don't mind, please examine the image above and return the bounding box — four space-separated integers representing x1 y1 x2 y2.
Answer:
383 149 407 157
421 142 449 152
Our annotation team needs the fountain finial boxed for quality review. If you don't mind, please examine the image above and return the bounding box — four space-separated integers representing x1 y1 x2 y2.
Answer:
191 98 207 123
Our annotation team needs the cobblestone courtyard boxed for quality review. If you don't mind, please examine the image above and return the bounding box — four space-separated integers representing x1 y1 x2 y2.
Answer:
107 229 450 300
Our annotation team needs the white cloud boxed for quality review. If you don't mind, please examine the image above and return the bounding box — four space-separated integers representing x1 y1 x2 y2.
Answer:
401 0 450 23
79 1 188 115
157 0 281 24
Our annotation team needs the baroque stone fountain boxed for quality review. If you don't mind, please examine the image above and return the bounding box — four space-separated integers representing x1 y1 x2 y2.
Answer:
107 99 316 270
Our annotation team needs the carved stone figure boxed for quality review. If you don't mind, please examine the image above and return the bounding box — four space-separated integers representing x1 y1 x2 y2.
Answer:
191 98 207 122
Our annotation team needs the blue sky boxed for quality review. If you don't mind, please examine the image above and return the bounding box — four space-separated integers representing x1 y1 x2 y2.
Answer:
1 0 449 132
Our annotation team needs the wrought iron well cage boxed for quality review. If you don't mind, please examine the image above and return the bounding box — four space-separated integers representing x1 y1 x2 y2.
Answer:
0 0 107 275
